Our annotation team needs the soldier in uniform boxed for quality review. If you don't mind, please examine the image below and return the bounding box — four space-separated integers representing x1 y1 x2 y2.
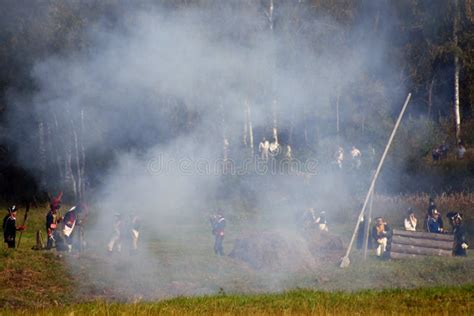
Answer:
450 213 468 256
128 212 141 254
350 146 362 169
269 138 280 157
61 206 83 252
404 208 417 232
427 210 445 233
211 212 225 256
46 206 61 249
335 146 344 169
371 217 392 259
3 206 25 248
259 137 270 161
315 211 328 232
108 213 123 253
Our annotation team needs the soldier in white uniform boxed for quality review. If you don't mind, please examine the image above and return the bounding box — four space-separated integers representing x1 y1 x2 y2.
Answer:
108 213 123 253
269 138 280 157
335 146 344 169
259 137 270 161
350 146 362 169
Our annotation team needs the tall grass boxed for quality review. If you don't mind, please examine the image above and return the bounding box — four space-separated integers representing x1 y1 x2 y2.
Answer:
1 285 472 315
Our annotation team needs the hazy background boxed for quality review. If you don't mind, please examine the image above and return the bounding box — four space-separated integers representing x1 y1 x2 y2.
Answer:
1 0 472 300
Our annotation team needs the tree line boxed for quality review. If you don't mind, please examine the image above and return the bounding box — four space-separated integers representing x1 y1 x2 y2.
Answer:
0 0 472 201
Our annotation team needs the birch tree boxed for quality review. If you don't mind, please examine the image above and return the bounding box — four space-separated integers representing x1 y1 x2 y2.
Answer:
263 0 279 145
453 0 461 144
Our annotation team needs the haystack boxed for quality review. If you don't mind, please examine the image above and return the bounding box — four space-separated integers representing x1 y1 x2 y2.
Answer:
303 230 344 260
229 231 317 272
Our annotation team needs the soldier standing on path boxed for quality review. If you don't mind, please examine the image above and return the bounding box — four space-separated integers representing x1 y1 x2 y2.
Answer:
211 212 226 256
3 206 25 248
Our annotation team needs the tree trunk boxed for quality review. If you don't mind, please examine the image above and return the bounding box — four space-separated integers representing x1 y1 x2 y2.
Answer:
246 99 254 156
38 120 47 190
289 108 295 145
266 0 278 145
392 235 453 250
80 109 86 200
428 76 435 117
64 142 77 201
243 107 248 148
392 229 454 241
46 120 63 188
453 0 461 143
220 103 230 173
303 105 308 145
71 118 82 202
272 100 278 144
391 243 452 257
336 93 340 135
52 113 64 187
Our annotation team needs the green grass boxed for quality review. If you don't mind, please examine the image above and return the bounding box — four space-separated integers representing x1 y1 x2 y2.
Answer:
1 285 472 315
0 204 74 308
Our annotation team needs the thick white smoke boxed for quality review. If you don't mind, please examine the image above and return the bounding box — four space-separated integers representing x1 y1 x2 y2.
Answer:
6 2 409 299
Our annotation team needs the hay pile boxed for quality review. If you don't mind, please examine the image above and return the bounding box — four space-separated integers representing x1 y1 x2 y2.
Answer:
229 231 317 272
303 230 344 260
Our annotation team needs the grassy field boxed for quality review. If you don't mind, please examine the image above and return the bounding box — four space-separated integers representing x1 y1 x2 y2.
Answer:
0 285 472 315
0 200 473 314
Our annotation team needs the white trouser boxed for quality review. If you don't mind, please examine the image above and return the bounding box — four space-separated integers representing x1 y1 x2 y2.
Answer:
319 224 328 232
376 237 387 256
131 230 139 250
108 234 121 252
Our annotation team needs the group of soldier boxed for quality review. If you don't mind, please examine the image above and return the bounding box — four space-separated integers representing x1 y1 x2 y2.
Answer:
368 198 469 259
334 145 364 170
432 139 467 161
107 211 141 255
257 137 368 170
2 192 141 255
258 137 292 161
295 208 329 233
4 193 468 261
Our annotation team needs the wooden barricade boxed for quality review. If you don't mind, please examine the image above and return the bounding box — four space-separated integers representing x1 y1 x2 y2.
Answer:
390 229 454 259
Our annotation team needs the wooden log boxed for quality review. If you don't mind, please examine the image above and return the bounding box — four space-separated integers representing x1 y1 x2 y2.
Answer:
391 243 452 257
390 251 424 259
392 235 453 250
392 229 453 242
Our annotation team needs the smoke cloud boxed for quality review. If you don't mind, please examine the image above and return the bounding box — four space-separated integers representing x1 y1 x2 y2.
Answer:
5 2 415 299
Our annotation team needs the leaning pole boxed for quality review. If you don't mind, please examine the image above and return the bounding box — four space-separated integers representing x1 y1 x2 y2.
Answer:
340 93 412 268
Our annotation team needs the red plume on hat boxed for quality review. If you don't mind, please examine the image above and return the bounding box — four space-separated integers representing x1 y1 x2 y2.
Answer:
50 192 63 210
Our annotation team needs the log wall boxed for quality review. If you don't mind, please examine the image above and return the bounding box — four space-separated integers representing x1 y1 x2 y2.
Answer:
390 229 454 259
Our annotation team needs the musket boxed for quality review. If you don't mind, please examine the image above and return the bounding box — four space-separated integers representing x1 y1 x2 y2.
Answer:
16 201 30 249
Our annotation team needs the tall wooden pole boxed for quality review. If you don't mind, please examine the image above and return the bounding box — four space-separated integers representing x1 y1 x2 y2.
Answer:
363 189 374 260
340 93 411 268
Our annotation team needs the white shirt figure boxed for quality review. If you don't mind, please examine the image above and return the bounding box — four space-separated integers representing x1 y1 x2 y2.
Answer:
335 147 344 168
108 213 123 253
404 213 417 232
351 146 362 169
315 211 328 232
223 138 230 161
259 138 270 161
269 140 280 156
285 145 292 160
351 146 361 159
